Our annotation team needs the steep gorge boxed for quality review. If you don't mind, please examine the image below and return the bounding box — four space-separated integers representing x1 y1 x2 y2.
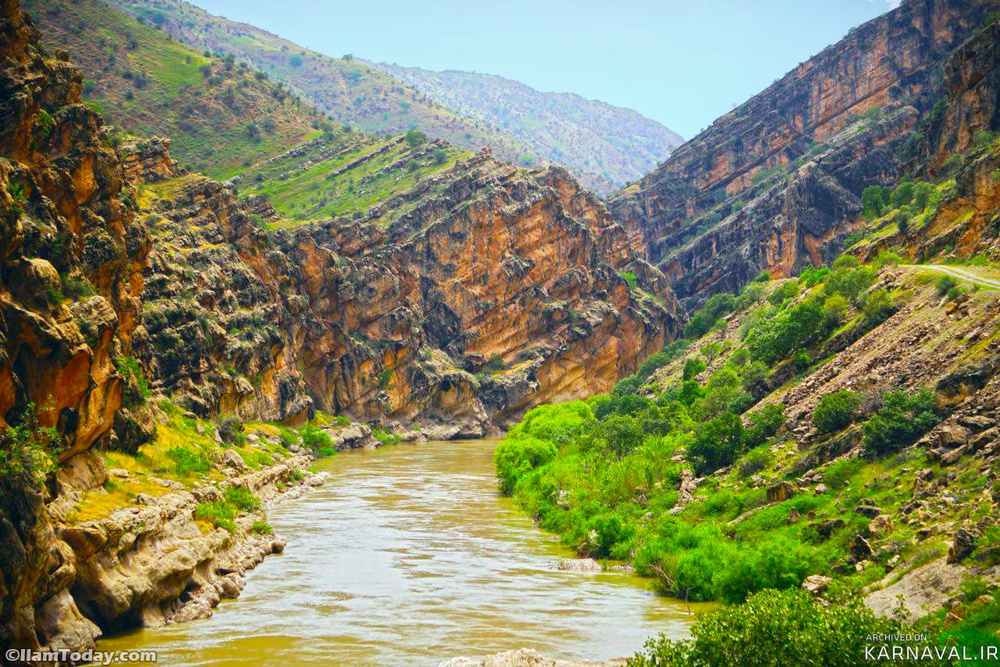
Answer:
0 0 681 656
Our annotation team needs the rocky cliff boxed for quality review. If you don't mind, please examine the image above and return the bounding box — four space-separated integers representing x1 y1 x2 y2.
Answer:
138 153 680 437
0 0 152 652
611 0 1000 304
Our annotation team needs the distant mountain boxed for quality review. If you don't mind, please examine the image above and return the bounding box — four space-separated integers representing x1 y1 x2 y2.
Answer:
372 65 685 192
102 0 680 193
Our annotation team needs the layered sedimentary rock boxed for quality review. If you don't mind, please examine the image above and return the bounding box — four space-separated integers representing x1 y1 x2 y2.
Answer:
0 0 151 653
612 0 1000 303
139 155 681 435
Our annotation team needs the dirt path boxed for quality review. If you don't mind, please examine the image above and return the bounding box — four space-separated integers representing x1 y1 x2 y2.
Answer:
908 264 1000 290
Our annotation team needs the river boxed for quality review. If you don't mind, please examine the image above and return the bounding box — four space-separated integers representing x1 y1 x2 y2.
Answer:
97 439 705 665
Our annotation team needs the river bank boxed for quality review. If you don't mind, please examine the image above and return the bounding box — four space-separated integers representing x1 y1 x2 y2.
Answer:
95 439 705 665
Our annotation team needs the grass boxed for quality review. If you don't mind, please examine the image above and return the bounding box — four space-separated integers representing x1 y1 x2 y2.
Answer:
27 0 322 178
68 400 348 524
237 132 469 228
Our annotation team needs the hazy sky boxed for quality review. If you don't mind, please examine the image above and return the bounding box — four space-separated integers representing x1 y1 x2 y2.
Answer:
189 0 898 139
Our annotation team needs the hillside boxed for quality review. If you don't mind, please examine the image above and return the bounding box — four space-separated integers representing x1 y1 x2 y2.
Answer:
611 0 1000 307
373 65 684 191
101 0 541 169
23 0 323 179
102 0 678 193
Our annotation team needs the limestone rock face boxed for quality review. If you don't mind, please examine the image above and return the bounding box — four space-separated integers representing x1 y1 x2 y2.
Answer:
138 158 682 432
610 0 999 305
0 0 151 652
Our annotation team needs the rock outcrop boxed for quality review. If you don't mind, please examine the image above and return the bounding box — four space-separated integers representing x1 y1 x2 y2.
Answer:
611 0 1000 304
138 157 681 434
0 0 151 653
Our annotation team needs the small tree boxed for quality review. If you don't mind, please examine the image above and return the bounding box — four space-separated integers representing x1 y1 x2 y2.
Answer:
812 390 861 434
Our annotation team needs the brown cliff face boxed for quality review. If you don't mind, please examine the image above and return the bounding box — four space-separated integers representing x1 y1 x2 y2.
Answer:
0 0 151 653
138 157 681 435
612 0 1000 304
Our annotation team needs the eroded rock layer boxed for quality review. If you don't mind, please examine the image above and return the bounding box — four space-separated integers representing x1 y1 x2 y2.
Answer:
612 0 1000 304
139 156 680 435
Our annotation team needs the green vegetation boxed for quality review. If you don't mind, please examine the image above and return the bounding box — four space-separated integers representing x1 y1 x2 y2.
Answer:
862 389 940 458
812 391 861 434
0 404 61 487
236 132 467 228
27 0 321 178
493 255 950 609
114 355 151 407
629 589 908 666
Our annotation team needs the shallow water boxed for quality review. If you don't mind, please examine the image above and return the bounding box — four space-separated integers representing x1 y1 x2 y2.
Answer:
98 439 706 665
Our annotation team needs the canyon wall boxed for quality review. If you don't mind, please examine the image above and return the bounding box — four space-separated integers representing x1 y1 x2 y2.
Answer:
612 0 1000 304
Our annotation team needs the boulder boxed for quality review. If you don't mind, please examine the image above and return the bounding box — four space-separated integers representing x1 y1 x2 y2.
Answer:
947 526 981 563
802 574 833 596
766 481 796 503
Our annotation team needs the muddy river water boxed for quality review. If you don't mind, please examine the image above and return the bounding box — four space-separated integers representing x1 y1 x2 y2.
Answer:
98 439 705 665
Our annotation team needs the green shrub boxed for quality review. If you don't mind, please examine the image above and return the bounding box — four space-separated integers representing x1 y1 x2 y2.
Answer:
300 424 334 455
861 289 895 326
744 298 824 363
195 500 236 533
252 520 273 535
682 358 707 381
737 446 773 479
166 447 210 476
0 403 60 486
813 390 862 434
223 485 261 512
767 281 798 306
635 340 688 382
685 293 738 339
217 417 246 446
863 388 940 457
619 271 638 289
629 588 907 667
114 355 151 407
822 294 848 329
935 275 959 296
753 271 771 283
494 435 558 495
689 412 744 474
745 403 785 448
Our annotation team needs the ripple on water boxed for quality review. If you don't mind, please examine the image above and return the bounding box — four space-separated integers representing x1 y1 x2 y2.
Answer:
96 440 709 665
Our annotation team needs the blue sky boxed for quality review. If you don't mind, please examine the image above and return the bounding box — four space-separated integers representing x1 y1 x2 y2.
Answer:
190 0 898 139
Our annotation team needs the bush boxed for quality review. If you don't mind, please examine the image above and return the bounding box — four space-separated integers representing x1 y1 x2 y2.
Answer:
0 404 60 486
935 275 959 296
252 520 273 535
494 436 558 495
860 289 895 326
745 402 785 448
630 588 907 667
404 129 426 146
767 281 798 306
737 446 773 479
689 412 744 474
863 388 940 457
114 355 151 407
195 500 236 533
299 425 334 455
812 390 862 434
822 294 848 329
223 485 261 512
685 293 738 339
619 271 638 289
682 358 707 381
166 447 210 476
744 298 824 363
